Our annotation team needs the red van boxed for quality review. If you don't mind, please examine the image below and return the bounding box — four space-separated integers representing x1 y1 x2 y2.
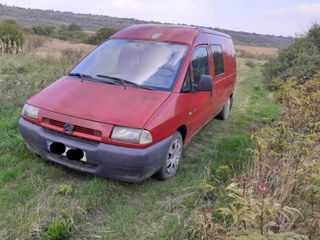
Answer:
19 24 236 182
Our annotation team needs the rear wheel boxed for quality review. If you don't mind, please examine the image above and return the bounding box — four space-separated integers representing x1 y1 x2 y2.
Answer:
217 97 231 120
155 131 183 180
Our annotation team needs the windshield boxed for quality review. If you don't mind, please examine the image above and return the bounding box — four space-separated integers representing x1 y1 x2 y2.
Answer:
70 39 189 91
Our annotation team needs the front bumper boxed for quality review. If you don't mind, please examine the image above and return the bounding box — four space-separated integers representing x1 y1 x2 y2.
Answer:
18 118 172 182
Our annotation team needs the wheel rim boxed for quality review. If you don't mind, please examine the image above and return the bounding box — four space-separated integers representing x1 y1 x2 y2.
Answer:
166 139 182 174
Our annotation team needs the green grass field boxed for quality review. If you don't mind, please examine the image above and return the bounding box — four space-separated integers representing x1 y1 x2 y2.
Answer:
0 56 280 239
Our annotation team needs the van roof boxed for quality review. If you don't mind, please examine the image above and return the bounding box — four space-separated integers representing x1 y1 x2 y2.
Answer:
110 24 231 45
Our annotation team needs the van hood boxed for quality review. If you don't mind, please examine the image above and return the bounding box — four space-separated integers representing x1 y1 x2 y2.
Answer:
28 76 171 128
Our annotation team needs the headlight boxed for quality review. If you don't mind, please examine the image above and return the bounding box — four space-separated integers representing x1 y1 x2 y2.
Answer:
111 126 153 144
22 104 39 120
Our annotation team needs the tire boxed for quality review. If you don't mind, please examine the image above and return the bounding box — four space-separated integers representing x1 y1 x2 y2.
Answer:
155 131 183 180
217 97 231 120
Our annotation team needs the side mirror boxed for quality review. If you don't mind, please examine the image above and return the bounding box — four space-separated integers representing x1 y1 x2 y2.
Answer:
198 75 213 93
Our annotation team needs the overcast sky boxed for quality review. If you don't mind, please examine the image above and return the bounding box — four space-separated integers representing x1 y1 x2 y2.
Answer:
1 0 320 36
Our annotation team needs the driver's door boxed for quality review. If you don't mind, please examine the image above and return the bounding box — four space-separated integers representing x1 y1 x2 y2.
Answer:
189 45 212 135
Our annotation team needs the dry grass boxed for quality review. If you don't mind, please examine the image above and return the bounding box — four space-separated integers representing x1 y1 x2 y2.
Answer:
235 45 278 60
83 30 96 35
23 35 94 60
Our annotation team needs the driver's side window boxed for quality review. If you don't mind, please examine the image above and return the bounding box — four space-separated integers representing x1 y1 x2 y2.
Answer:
191 46 210 85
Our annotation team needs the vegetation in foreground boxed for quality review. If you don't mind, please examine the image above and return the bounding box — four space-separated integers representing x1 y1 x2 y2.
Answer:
186 25 320 240
0 34 279 239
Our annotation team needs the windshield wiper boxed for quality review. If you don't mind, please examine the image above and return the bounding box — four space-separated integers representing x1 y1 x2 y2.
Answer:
69 72 116 85
69 72 93 79
96 74 153 90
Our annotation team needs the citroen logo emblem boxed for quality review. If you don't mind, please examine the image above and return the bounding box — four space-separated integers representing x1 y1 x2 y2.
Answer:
63 122 74 134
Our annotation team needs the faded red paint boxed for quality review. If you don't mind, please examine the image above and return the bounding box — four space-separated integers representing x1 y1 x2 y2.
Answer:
25 24 237 148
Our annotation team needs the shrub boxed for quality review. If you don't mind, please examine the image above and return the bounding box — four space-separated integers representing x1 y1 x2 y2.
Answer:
198 181 217 201
244 59 256 69
87 27 118 45
67 24 82 32
249 73 320 238
41 218 71 240
32 26 55 36
186 210 225 240
215 165 232 183
186 73 320 239
0 19 24 54
263 24 320 87
29 24 89 44
53 25 89 43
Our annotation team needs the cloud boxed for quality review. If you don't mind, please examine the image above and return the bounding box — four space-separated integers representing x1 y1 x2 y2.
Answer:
266 3 320 19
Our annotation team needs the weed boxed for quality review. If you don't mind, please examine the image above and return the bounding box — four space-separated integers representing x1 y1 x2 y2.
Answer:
40 218 71 240
59 184 73 195
215 165 232 184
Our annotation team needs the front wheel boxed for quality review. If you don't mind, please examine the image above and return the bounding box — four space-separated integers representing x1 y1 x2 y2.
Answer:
217 97 231 120
155 131 183 180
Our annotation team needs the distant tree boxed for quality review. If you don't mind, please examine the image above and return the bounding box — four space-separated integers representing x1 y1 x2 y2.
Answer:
68 24 82 32
0 19 24 53
307 23 320 50
32 26 55 36
51 24 89 43
87 27 118 45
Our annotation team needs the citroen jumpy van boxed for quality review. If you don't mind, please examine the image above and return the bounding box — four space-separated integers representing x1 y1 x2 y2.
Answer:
19 24 237 182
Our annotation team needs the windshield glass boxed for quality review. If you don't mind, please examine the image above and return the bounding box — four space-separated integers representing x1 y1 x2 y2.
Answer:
70 39 189 91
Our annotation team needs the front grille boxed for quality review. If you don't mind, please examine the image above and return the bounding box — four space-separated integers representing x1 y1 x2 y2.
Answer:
44 118 101 137
43 128 99 145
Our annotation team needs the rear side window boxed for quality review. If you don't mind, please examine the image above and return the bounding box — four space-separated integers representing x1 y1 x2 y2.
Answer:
191 46 210 85
210 45 224 77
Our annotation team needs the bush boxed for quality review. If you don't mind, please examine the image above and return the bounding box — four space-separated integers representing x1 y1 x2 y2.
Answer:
32 26 55 36
67 24 82 32
87 27 118 45
29 24 89 44
249 73 320 239
263 24 320 86
53 25 89 44
244 59 256 69
0 19 24 54
215 165 232 183
185 72 320 239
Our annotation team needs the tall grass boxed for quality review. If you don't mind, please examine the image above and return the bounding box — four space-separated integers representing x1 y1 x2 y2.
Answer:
0 35 93 105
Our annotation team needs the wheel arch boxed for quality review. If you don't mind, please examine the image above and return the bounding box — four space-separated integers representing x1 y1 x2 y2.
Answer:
177 125 187 143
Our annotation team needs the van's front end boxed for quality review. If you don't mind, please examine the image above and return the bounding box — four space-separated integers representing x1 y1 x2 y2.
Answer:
19 109 173 182
19 28 192 182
